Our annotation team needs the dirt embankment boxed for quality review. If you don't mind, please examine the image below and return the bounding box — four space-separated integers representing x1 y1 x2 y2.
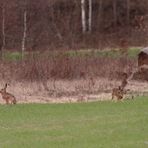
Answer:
0 78 147 104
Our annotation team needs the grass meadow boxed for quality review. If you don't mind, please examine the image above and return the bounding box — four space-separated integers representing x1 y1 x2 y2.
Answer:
0 96 147 148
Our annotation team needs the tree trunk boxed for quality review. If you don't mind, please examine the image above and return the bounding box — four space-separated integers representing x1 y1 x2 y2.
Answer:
98 0 103 31
126 0 130 25
81 0 86 33
1 6 6 59
113 0 117 28
88 0 92 32
98 0 103 49
21 10 27 59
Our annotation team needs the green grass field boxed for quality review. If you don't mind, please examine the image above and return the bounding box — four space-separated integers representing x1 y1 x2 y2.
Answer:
0 97 147 148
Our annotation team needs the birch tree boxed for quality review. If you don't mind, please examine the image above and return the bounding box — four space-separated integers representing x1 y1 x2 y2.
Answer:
2 5 5 51
21 9 27 59
88 0 92 32
81 0 86 33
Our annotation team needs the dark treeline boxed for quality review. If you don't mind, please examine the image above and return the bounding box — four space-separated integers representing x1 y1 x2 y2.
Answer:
0 0 148 51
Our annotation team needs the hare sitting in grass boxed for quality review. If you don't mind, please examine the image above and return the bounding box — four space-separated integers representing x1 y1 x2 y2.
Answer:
0 83 17 104
112 72 129 101
112 86 124 100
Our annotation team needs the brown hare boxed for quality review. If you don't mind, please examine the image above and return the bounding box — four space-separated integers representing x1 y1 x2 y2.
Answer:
112 86 124 100
0 83 17 104
112 72 129 101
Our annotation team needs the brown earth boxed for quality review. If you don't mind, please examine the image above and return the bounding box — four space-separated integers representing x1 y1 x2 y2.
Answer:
0 78 147 104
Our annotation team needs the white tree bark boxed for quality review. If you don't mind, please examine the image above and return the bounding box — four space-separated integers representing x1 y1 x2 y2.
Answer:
81 0 86 33
88 0 92 32
21 10 27 58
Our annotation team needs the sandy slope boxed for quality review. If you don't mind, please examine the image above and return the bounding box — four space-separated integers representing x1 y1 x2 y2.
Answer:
0 78 147 104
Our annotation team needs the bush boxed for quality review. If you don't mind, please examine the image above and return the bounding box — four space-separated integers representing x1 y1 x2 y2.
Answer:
0 52 136 81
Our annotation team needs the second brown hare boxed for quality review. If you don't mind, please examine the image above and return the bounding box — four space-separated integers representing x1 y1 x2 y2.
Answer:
112 86 124 100
0 83 17 105
112 73 128 101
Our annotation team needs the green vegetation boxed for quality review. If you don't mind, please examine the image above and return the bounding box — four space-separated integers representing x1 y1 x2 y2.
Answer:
52 47 140 58
127 47 141 57
3 51 22 61
2 47 140 61
0 96 147 148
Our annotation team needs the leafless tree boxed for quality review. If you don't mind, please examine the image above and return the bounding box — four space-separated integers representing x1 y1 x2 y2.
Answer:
113 0 117 28
21 9 27 58
0 1 6 59
126 0 130 25
0 0 147 51
98 0 103 31
2 5 5 56
88 0 92 32
81 0 86 33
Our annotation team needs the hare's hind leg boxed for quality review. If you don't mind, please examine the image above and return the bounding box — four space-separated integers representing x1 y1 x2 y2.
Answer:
11 97 17 104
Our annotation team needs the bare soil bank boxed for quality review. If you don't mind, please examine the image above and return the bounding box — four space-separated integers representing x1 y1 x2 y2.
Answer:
0 78 147 104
